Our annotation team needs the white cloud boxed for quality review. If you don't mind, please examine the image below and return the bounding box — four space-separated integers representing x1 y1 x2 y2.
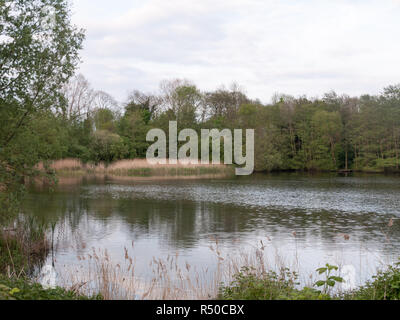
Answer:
71 0 400 103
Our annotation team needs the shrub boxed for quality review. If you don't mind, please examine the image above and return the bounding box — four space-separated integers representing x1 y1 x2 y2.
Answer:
218 265 342 300
0 277 102 300
218 266 328 300
343 260 400 300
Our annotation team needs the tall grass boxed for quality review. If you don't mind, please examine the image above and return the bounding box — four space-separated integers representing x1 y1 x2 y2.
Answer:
39 158 234 179
0 216 49 277
34 228 400 300
59 246 221 300
55 238 318 300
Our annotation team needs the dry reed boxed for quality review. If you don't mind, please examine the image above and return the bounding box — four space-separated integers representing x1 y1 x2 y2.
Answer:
38 158 234 179
55 237 310 300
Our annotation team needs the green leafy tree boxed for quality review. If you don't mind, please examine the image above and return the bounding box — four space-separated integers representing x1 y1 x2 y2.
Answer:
0 0 84 223
311 110 343 170
90 130 128 163
94 108 116 132
118 107 151 158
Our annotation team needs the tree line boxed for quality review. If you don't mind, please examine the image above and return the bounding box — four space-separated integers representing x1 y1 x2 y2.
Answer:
37 75 400 173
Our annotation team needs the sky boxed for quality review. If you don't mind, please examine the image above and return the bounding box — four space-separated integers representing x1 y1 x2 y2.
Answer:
70 0 400 103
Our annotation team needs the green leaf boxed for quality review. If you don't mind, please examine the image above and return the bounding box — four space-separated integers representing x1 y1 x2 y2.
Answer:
330 276 343 283
9 288 21 295
316 268 327 274
327 280 336 287
326 264 338 271
315 281 325 287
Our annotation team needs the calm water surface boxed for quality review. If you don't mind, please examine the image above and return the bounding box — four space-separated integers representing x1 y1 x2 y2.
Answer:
23 173 400 291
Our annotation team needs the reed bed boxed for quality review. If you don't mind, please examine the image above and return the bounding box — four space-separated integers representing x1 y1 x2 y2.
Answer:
1 216 49 277
39 158 234 178
38 159 84 172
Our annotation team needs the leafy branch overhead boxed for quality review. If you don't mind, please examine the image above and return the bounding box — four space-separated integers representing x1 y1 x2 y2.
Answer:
0 0 84 223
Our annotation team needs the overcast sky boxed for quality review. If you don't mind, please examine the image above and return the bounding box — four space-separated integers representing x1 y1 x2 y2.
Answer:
71 0 400 103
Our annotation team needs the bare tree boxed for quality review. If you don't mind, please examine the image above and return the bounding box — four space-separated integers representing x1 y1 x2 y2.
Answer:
159 78 193 113
93 90 119 112
204 83 249 120
60 74 95 120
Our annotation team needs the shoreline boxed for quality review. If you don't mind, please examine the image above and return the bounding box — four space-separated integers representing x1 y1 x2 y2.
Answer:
37 158 400 178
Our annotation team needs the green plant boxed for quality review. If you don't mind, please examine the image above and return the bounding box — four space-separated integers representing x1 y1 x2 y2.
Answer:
314 264 343 295
343 259 400 300
218 266 301 300
218 266 335 300
0 277 102 300
287 287 331 300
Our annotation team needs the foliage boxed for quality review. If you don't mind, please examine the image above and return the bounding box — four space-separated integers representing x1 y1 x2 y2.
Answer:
343 260 400 300
0 0 84 224
90 130 128 163
218 267 330 300
315 263 343 295
0 277 102 300
220 261 400 300
13 70 398 176
41 80 400 176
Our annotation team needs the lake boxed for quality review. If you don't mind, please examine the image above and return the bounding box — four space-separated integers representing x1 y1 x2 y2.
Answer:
23 173 400 298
